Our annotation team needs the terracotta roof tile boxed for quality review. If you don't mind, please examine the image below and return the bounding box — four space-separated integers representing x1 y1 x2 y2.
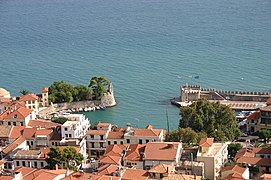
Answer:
2 136 25 154
88 130 107 135
164 174 202 180
148 164 175 174
23 128 38 139
260 106 271 112
9 126 25 139
35 129 53 136
223 173 244 180
107 131 124 139
133 129 161 137
0 125 13 138
247 111 260 120
252 148 271 154
20 94 39 101
122 169 148 180
5 107 32 119
124 144 145 161
97 164 118 175
99 155 121 165
221 165 246 175
261 173 271 179
41 87 49 93
144 142 180 161
199 138 214 147
236 157 271 166
28 119 61 128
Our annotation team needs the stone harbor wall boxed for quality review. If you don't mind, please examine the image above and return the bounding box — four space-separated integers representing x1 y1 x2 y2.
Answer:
38 82 117 119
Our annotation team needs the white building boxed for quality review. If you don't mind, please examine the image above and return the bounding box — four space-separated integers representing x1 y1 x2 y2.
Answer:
13 149 48 169
196 138 228 180
41 87 49 107
20 94 39 112
61 114 89 139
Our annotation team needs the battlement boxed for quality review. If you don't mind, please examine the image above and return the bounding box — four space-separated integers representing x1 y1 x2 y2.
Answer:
180 84 271 103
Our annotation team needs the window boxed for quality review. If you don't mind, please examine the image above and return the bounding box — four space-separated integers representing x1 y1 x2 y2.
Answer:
31 141 33 146
99 142 103 148
65 134 68 138
52 142 54 146
16 161 19 166
114 141 117 144
64 128 68 131
120 141 123 145
146 139 149 143
34 161 37 168
8 122 11 125
27 141 30 146
91 142 94 148
90 135 94 139
40 162 44 167
22 161 26 166
126 139 130 144
20 122 23 126
13 122 16 126
252 120 254 123
268 155 270 158
14 114 17 118
69 134 72 138
100 135 104 140
108 141 111 145
139 139 142 144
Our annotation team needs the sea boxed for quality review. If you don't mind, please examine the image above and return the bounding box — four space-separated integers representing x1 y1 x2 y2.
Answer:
1 0 271 129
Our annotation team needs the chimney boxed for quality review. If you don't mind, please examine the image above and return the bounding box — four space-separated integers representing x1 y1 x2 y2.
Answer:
126 123 131 132
55 164 58 170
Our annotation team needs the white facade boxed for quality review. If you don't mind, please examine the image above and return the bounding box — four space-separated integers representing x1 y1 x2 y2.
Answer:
25 100 39 112
197 142 228 180
61 114 89 139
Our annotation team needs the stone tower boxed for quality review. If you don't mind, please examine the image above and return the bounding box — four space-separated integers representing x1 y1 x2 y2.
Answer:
41 87 49 107
101 83 116 107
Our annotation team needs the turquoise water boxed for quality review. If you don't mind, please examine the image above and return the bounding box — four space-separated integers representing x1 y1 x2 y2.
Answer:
1 0 271 129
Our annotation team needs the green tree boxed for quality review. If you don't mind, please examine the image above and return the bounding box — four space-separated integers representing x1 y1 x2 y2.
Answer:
45 146 83 171
20 89 30 95
74 85 93 101
51 117 69 124
228 143 242 159
257 129 271 143
165 128 207 146
179 99 240 141
49 81 75 103
89 76 110 100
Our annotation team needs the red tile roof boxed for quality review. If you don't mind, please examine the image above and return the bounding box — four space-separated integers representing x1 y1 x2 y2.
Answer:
261 173 271 180
247 111 260 120
99 155 122 165
223 173 244 180
97 123 111 127
124 144 146 161
2 136 25 154
199 138 214 147
22 128 38 139
36 129 53 136
97 164 118 176
5 107 32 119
148 164 175 174
20 94 39 101
28 119 61 128
0 125 13 138
133 129 161 137
221 165 246 175
122 169 148 180
107 131 124 139
41 87 49 93
9 126 25 139
260 106 271 112
87 130 108 135
236 157 271 166
144 142 180 161
252 148 271 154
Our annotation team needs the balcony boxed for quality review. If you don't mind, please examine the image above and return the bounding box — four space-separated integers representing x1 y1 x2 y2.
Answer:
87 147 106 150
87 139 106 143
